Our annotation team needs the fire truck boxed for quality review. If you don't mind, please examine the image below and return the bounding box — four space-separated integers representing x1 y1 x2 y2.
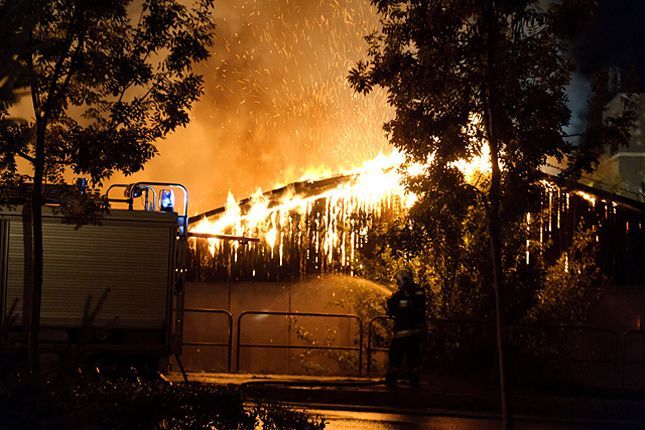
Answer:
0 182 189 367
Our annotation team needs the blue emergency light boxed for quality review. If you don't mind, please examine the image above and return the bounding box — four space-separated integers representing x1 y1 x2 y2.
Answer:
160 189 175 212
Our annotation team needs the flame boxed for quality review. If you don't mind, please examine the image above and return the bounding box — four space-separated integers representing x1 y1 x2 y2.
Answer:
265 225 278 249
191 142 492 268
451 143 490 181
574 190 597 207
451 113 490 181
191 150 411 267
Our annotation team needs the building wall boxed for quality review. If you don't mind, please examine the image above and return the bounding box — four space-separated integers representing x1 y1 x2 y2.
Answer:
596 93 645 200
178 275 386 375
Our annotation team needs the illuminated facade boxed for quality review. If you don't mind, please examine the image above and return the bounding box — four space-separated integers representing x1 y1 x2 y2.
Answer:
594 93 645 202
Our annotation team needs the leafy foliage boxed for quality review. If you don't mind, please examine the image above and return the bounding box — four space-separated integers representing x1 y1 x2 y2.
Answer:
0 373 325 430
254 402 326 430
528 226 603 323
348 1 636 263
292 319 359 376
0 0 214 190
348 0 633 391
358 196 494 321
360 193 605 320
357 201 605 372
351 2 553 192
0 0 35 107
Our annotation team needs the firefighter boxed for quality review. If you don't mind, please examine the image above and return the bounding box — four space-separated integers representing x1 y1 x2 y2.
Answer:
385 269 426 387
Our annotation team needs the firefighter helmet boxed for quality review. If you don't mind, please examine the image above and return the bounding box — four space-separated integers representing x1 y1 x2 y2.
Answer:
394 269 413 288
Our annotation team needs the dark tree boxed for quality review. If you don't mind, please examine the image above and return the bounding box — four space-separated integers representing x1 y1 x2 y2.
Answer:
0 1 35 107
0 0 214 368
349 1 634 428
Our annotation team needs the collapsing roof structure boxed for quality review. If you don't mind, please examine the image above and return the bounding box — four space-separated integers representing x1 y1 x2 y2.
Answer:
188 171 644 285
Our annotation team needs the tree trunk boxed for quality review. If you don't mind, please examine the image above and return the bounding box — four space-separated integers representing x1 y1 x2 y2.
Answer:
20 202 33 346
487 160 512 430
27 121 46 371
24 1 78 371
484 1 513 429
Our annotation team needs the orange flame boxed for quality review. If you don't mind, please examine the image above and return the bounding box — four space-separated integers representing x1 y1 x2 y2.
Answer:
191 142 491 265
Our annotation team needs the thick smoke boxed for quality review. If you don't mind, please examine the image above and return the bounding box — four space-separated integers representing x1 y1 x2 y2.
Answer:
108 0 392 215
567 0 645 136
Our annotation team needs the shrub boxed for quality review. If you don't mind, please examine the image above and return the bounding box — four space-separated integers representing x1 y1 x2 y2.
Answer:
0 372 325 430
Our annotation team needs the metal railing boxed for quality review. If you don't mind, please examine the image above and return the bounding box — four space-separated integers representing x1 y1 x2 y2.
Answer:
236 310 363 375
366 315 495 376
622 330 645 388
176 307 645 390
182 308 233 372
367 315 621 383
512 323 619 384
366 315 392 376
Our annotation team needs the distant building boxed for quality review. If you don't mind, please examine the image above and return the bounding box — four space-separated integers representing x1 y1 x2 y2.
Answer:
594 92 645 202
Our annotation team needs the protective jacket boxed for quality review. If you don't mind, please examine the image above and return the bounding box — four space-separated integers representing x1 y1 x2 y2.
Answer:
386 283 426 338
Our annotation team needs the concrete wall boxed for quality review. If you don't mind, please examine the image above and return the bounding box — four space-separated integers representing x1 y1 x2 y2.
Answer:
178 275 390 375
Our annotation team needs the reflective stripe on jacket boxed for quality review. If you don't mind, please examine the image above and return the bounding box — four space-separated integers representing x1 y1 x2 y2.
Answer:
393 328 424 338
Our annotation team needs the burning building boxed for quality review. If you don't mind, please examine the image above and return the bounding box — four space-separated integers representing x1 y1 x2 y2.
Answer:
189 152 413 282
187 151 645 286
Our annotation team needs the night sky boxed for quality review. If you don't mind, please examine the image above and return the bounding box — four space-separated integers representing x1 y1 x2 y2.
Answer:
573 0 645 83
567 0 645 135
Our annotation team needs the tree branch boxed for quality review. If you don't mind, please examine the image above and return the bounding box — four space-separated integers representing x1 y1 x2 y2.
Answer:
562 132 584 138
28 41 40 118
114 4 151 107
16 150 35 164
52 29 86 112
39 6 82 131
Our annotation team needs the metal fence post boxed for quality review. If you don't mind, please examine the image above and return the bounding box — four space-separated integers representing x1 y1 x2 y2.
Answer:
236 311 248 372
181 308 234 373
357 318 363 376
366 319 373 376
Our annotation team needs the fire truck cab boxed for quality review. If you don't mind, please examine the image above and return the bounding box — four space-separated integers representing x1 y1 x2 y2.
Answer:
0 182 188 366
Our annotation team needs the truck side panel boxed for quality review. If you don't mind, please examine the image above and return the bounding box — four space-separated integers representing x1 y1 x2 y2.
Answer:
3 209 176 331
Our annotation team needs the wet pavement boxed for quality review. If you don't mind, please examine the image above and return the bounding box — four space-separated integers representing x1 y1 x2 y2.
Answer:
312 409 636 429
168 372 645 428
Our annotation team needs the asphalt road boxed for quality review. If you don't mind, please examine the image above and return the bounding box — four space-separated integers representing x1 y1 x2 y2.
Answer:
308 409 642 430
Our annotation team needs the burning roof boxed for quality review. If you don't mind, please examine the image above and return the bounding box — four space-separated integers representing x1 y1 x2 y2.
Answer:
188 149 644 284
189 151 415 275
